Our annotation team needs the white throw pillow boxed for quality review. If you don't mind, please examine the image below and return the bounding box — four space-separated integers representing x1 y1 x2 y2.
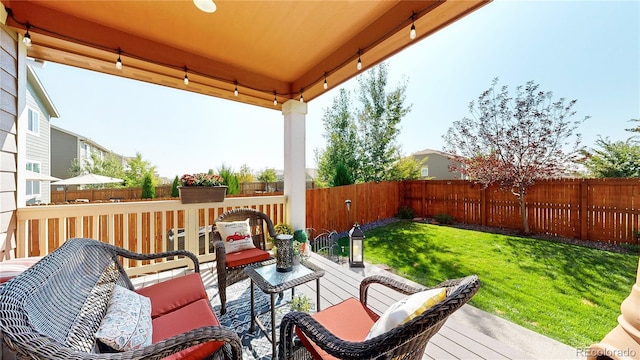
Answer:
95 285 152 351
217 219 256 254
365 287 447 340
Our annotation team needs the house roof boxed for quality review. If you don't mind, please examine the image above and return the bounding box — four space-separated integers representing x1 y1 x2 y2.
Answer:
412 148 455 157
26 65 60 118
2 0 490 110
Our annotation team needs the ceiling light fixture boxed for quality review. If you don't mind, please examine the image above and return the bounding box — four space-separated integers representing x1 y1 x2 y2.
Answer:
115 49 122 69
183 67 189 85
193 0 217 13
234 82 239 96
357 50 362 71
23 25 32 47
323 73 328 90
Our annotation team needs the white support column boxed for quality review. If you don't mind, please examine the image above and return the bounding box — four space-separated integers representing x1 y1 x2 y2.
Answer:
282 99 307 231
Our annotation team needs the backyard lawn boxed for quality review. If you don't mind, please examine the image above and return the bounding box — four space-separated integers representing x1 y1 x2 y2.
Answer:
344 221 639 348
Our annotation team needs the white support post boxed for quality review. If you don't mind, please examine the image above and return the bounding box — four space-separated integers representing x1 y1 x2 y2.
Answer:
282 99 307 230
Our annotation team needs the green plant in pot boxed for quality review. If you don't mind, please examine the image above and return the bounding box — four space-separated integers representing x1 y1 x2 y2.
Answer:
292 229 308 264
290 294 312 313
271 223 294 254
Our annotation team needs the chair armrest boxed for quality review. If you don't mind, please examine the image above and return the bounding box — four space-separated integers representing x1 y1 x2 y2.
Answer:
110 245 200 273
360 275 425 307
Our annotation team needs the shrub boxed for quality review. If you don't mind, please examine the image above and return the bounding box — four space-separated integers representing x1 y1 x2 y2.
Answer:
290 294 312 312
396 206 415 219
171 176 179 197
141 174 155 199
433 213 454 225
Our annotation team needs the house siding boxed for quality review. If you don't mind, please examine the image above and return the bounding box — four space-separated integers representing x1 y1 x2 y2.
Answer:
50 127 79 180
25 81 52 203
412 150 465 180
0 25 18 259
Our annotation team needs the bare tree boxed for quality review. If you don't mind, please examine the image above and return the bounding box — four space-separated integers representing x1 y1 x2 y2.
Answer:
443 78 587 233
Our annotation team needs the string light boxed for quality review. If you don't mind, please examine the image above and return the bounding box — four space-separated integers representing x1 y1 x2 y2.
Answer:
115 49 122 69
23 25 32 47
10 8 431 105
410 13 416 40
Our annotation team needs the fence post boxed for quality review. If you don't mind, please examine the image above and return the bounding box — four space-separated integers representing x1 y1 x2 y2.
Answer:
580 180 588 241
480 187 487 226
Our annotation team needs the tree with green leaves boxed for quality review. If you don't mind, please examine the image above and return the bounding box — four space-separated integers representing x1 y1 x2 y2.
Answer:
124 153 158 188
257 168 277 183
171 175 180 197
217 164 240 195
67 151 125 188
443 78 586 233
315 62 411 185
141 173 155 199
332 162 353 186
582 137 640 178
237 164 256 183
387 156 424 181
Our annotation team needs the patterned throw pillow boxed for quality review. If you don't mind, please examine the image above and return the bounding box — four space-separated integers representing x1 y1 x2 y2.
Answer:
217 219 256 254
95 285 153 351
365 287 447 340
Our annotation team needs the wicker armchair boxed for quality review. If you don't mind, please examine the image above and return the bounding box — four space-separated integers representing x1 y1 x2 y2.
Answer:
212 208 276 315
0 238 242 360
279 274 480 360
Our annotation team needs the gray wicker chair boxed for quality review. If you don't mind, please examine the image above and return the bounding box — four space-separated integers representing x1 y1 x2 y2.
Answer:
0 238 242 360
279 275 480 360
212 208 276 315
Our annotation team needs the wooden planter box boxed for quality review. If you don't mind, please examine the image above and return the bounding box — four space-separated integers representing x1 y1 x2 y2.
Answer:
179 186 227 204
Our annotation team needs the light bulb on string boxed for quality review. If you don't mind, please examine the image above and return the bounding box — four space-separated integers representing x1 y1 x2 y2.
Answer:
115 49 122 69
410 13 417 40
234 83 238 96
183 68 189 85
23 25 32 47
300 91 304 103
323 73 328 90
357 51 362 71
273 92 277 106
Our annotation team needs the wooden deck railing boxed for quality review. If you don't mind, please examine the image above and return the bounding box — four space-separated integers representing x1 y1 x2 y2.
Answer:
16 196 286 275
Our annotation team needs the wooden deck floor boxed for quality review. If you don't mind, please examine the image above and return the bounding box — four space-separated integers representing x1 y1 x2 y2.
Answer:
132 254 550 360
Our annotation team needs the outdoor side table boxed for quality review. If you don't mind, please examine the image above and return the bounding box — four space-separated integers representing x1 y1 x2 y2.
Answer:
244 260 325 357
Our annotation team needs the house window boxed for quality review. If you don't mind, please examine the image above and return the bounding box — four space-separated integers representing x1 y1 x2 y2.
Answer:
27 107 39 134
26 162 41 196
421 167 429 177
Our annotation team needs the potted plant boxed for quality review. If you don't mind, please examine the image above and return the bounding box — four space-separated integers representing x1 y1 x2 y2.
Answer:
290 294 312 313
178 173 227 204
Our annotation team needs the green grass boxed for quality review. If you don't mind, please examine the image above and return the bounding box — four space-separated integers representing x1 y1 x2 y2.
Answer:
339 221 639 348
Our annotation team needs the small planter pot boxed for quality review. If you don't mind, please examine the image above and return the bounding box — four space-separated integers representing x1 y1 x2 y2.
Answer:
179 186 227 204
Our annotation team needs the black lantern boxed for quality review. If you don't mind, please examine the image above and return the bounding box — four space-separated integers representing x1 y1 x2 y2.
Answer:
275 234 293 272
348 222 364 268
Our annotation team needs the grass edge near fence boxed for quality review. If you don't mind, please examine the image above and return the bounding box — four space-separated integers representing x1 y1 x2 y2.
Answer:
337 220 639 348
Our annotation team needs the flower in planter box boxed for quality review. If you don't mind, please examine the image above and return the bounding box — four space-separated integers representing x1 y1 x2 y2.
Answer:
179 173 224 187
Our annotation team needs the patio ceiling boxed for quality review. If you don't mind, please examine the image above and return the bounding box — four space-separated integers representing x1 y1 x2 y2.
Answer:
2 0 489 110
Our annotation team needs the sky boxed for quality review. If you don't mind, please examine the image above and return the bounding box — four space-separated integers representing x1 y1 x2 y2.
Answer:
32 0 640 180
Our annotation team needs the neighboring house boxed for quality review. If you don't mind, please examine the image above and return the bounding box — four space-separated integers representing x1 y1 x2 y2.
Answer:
50 125 130 186
25 65 60 204
411 148 466 180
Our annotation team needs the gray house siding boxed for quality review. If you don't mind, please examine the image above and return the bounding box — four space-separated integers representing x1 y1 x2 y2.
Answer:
412 149 465 180
50 127 79 180
0 25 18 259
25 80 52 203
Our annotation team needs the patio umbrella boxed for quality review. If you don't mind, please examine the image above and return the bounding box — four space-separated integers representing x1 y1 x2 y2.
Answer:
52 173 124 201
25 170 60 181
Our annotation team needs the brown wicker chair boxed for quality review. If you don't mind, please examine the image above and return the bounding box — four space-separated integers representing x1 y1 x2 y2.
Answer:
0 238 242 360
213 208 276 315
279 274 480 360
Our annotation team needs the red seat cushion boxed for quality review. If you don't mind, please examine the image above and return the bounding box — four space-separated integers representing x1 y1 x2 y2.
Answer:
151 299 224 360
135 273 207 318
225 248 270 268
0 256 42 284
296 297 379 360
